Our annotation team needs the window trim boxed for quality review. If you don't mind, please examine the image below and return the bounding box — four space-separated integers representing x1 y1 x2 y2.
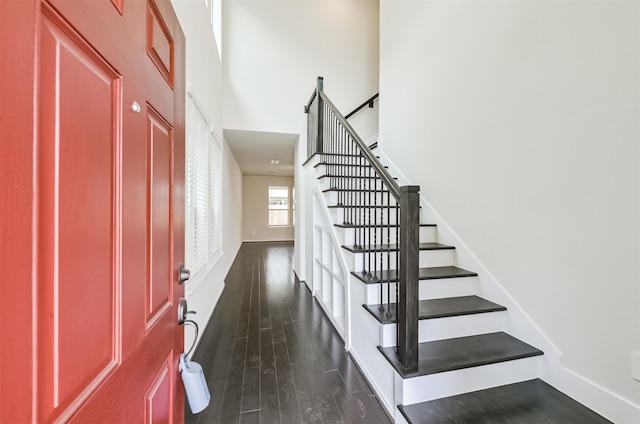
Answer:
268 185 292 227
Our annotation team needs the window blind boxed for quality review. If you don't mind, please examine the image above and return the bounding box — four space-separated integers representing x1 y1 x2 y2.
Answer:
186 89 221 284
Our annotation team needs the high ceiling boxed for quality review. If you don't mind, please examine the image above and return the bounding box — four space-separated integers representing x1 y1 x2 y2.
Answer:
223 129 298 177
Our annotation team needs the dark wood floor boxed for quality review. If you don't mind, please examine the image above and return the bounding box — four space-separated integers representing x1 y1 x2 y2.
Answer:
186 242 391 424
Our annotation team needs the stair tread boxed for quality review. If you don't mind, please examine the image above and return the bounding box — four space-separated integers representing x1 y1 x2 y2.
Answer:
318 174 398 180
323 187 390 193
378 332 543 378
335 223 436 228
343 242 454 253
314 152 380 159
328 204 399 209
352 266 478 284
314 162 388 168
363 295 506 324
397 379 612 424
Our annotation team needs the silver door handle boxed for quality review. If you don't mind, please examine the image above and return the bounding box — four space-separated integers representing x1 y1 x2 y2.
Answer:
178 263 190 284
178 298 196 325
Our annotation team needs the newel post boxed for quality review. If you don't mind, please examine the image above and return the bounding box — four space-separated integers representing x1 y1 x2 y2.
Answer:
398 185 420 371
316 76 324 154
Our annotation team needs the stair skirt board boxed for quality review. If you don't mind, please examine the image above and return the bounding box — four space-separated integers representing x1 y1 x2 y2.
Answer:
397 379 613 424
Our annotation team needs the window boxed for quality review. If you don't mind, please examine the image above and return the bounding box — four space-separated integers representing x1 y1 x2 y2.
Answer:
268 186 289 226
186 87 222 286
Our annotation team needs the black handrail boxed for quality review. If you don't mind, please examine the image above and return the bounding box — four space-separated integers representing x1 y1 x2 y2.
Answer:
345 93 379 120
317 91 399 200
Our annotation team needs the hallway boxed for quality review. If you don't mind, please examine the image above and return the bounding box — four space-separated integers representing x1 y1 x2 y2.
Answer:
186 242 391 424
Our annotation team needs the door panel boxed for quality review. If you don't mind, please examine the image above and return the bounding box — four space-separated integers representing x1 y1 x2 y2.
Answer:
146 354 173 424
147 0 174 87
38 6 122 420
146 106 173 329
0 0 186 422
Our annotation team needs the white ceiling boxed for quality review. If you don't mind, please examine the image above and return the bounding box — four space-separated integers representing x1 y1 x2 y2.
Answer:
223 129 298 177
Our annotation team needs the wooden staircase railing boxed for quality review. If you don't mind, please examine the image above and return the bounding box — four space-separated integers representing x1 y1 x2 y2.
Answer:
304 76 420 371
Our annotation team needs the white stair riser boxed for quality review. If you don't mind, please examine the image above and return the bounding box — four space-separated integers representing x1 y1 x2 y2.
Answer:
419 276 480 300
379 312 506 347
337 225 437 246
398 356 541 405
364 276 480 305
323 190 397 207
315 163 383 175
343 249 455 272
330 207 399 225
319 177 389 192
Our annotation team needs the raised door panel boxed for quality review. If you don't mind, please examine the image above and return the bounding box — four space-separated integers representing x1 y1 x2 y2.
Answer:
38 4 122 422
147 0 174 87
146 106 173 329
145 354 173 424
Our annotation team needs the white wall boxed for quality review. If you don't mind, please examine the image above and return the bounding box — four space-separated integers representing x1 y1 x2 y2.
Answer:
171 0 243 350
223 0 380 282
380 0 640 412
223 0 380 135
243 175 295 242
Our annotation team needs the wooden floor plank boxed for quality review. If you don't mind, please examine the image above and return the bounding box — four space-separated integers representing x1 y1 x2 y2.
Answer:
241 367 261 413
219 336 248 423
274 341 301 424
260 329 281 424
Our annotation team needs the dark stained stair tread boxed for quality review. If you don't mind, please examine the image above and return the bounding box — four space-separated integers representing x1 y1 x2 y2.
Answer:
312 152 380 159
314 162 388 169
323 187 391 193
318 174 398 180
335 223 436 228
351 266 478 284
328 204 399 209
342 242 454 253
397 379 612 424
363 295 506 324
378 332 543 378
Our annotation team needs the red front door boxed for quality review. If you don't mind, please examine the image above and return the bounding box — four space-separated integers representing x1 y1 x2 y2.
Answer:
0 0 186 422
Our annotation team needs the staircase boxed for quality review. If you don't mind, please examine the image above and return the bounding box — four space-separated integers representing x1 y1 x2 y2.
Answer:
303 78 612 424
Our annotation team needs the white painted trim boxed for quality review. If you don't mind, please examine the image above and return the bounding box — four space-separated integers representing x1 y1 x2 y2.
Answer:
185 280 225 359
312 186 353 350
349 347 395 418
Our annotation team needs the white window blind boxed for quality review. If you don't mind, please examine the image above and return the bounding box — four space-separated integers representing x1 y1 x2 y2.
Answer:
186 89 222 286
209 131 222 257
